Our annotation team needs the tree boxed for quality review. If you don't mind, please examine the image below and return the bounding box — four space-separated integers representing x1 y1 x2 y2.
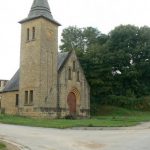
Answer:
60 26 101 55
60 26 110 103
106 25 150 97
60 25 150 108
60 26 84 55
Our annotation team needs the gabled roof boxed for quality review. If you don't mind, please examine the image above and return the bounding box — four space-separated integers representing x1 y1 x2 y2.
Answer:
58 52 70 70
19 0 61 26
1 52 70 93
2 70 19 93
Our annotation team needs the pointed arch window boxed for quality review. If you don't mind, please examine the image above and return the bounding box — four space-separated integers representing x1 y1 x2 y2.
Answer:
77 71 80 82
68 68 72 80
29 90 33 104
32 27 35 40
27 28 30 41
73 61 76 72
16 94 19 107
25 91 28 104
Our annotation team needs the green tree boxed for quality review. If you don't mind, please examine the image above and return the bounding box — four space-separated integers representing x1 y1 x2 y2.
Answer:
60 26 84 55
107 25 150 97
60 26 109 104
60 26 101 55
60 25 150 109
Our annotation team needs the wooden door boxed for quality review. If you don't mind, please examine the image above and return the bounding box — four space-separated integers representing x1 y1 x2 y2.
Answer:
67 92 76 115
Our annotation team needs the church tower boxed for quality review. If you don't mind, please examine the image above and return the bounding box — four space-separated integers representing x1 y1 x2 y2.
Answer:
19 0 61 117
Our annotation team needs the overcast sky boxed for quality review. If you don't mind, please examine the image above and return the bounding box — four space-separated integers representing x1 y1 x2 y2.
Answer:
0 0 150 80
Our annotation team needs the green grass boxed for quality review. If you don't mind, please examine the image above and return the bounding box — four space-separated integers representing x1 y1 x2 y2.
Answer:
0 142 6 149
0 106 150 128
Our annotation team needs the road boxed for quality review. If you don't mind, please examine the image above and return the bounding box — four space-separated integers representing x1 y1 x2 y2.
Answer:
0 123 150 150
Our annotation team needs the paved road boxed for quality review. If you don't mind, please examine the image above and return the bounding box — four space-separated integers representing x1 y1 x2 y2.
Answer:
0 123 150 150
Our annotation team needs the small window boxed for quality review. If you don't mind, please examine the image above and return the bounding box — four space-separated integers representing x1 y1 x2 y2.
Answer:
27 28 30 41
29 90 33 104
73 61 76 71
68 68 72 80
25 91 28 104
0 81 1 87
77 71 80 82
16 94 19 107
32 27 35 40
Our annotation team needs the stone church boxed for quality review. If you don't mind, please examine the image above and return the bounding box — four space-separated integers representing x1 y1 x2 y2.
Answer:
0 0 90 118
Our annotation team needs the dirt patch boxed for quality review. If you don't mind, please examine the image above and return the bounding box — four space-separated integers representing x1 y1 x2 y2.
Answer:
0 140 20 150
77 141 105 149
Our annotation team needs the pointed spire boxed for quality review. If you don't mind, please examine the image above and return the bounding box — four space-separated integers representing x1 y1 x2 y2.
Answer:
19 0 60 26
28 0 52 20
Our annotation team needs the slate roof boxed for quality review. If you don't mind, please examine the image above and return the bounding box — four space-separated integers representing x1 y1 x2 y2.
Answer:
58 52 70 70
2 52 70 93
19 0 61 26
2 70 19 93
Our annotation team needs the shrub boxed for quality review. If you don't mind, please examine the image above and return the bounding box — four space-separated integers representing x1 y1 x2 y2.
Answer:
101 95 150 111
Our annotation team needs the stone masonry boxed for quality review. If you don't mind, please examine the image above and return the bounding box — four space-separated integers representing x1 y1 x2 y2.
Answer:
0 0 90 119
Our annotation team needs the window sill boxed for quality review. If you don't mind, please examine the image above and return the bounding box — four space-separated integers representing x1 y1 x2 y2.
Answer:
24 104 33 106
26 40 30 43
31 38 36 41
26 39 36 43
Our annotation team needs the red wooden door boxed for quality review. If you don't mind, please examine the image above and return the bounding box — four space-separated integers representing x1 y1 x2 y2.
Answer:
67 92 76 115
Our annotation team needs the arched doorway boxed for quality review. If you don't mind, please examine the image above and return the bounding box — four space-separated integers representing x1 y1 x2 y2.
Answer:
67 92 76 116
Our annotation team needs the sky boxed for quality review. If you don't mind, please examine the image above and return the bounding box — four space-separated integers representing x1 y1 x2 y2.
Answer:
0 0 150 80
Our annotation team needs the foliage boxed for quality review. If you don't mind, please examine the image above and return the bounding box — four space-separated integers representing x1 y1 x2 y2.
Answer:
102 95 150 111
60 25 150 110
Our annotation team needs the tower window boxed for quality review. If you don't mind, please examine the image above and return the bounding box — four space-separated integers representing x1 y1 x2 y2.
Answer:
27 28 30 41
29 90 33 104
32 27 35 40
25 91 28 104
77 71 80 82
73 61 76 72
16 94 19 107
68 68 72 80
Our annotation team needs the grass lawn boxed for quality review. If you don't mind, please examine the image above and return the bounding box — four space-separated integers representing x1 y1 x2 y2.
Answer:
0 142 6 149
0 106 150 129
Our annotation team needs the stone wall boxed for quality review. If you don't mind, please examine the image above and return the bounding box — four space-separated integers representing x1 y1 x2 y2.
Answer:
19 18 58 117
0 91 19 115
18 107 57 118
